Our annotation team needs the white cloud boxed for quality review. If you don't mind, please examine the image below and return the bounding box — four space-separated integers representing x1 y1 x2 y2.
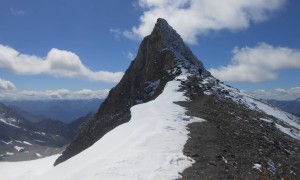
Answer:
0 78 15 91
109 28 122 40
10 8 26 16
127 51 135 60
249 87 300 100
125 0 286 44
0 45 124 83
48 89 71 99
210 43 300 83
122 51 136 61
74 89 110 99
0 88 109 100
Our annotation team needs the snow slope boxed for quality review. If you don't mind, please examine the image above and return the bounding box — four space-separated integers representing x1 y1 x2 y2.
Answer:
0 75 204 180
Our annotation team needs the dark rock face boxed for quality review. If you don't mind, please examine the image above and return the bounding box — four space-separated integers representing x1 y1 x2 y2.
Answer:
54 18 208 165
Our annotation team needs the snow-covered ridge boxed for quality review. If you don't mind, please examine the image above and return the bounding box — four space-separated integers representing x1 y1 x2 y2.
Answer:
0 74 204 180
199 76 300 140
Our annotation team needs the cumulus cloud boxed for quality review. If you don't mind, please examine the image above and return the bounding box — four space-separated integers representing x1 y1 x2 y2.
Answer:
125 0 286 44
210 43 300 83
0 45 124 83
0 88 109 100
249 87 300 100
0 78 16 91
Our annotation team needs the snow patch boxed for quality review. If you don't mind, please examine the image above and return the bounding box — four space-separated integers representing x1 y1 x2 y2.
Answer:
35 132 46 136
222 156 228 164
36 153 42 158
23 141 32 145
1 140 12 145
6 152 14 156
34 139 45 143
14 146 25 152
253 163 262 172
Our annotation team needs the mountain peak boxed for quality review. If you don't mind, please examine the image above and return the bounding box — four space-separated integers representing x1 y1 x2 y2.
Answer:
148 18 210 77
153 18 177 35
151 18 181 46
55 18 210 165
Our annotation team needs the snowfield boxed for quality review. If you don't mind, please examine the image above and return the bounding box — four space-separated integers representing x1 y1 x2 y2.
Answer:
0 75 204 180
0 155 59 179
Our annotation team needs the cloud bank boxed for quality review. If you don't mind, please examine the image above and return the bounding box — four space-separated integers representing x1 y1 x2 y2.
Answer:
0 45 124 83
125 0 286 44
210 43 300 82
249 87 300 100
0 88 109 100
0 78 16 91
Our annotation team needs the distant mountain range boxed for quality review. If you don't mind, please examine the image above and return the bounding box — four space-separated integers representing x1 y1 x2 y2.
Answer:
267 98 300 117
0 102 92 161
2 99 103 123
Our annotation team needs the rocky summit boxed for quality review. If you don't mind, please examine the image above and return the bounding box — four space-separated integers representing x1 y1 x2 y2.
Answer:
54 18 300 179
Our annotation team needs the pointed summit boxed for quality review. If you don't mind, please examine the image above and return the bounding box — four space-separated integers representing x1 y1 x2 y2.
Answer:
155 18 172 30
151 18 181 44
148 18 210 77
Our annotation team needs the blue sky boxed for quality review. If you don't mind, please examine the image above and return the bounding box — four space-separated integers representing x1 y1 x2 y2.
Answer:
0 0 299 100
